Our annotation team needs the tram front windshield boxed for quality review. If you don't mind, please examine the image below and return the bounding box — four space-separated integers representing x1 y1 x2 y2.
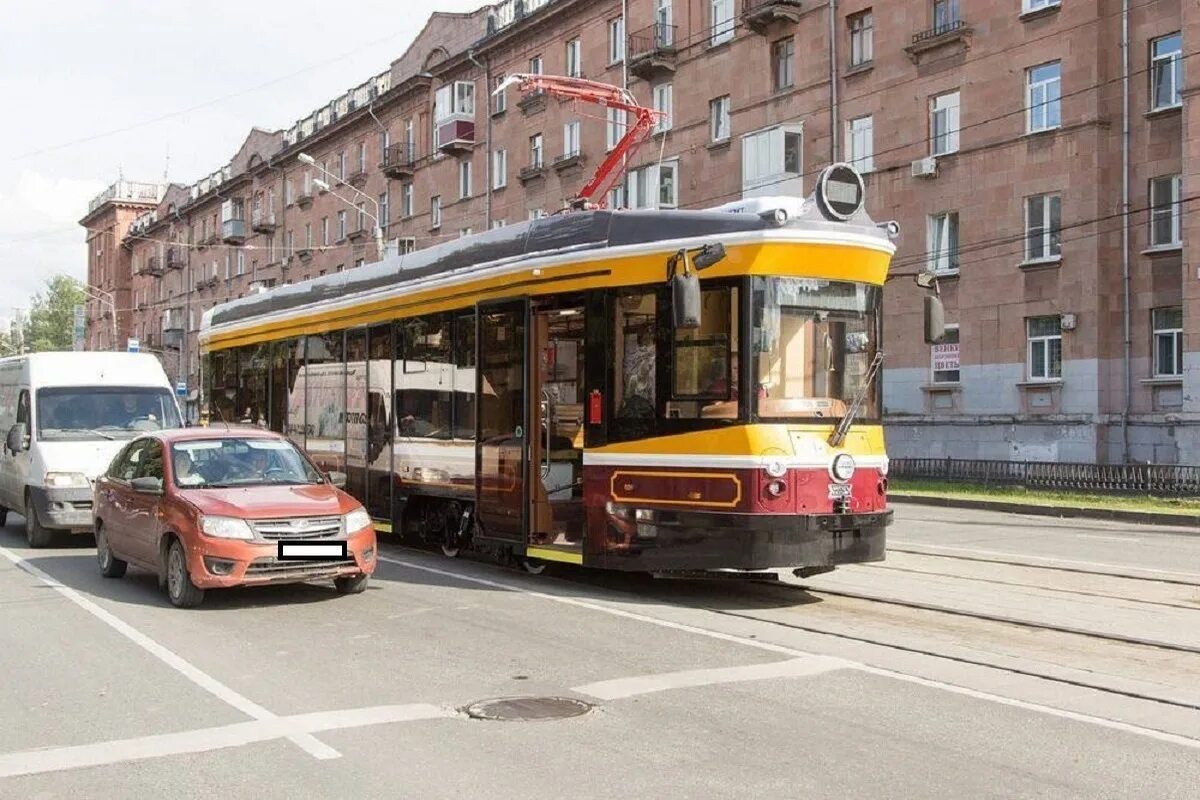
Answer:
751 277 880 422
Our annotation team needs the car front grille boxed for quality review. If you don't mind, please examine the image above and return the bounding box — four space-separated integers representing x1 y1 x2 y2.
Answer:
250 516 343 540
244 556 357 578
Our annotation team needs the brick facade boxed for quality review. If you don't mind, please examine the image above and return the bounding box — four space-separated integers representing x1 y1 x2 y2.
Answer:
82 0 1199 462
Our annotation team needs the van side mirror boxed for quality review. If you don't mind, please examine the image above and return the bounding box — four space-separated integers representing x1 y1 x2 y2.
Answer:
327 470 348 489
130 476 164 495
671 271 701 330
924 294 947 344
6 423 28 454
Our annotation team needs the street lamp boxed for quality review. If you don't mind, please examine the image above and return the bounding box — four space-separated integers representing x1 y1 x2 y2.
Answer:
298 152 385 262
83 285 118 351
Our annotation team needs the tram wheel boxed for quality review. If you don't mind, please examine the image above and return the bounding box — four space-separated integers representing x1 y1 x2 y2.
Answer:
520 558 547 575
440 501 465 558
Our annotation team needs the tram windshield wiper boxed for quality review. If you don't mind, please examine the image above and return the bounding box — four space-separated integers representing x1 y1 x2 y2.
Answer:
828 351 884 448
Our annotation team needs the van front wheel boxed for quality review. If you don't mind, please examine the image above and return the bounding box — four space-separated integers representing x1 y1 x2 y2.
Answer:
24 497 53 549
0 508 7 528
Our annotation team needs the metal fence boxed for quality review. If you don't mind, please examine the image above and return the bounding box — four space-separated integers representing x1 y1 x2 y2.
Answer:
891 458 1200 496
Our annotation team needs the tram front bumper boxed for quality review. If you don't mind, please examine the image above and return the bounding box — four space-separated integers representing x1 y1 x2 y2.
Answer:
597 509 891 572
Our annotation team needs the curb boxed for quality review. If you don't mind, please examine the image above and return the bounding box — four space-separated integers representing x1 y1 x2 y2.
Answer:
889 493 1200 531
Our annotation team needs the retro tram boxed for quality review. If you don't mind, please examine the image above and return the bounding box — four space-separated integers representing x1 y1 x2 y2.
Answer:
199 160 943 577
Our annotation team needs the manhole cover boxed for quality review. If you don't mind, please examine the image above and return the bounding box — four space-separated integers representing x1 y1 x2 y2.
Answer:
465 696 593 722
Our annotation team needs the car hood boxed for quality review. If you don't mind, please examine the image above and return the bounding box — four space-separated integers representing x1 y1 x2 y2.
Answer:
180 484 352 519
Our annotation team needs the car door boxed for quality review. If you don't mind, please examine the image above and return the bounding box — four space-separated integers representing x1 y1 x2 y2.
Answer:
97 440 147 563
2 389 33 511
124 438 165 566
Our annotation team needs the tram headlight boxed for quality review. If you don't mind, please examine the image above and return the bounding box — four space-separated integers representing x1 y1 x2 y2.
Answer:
764 460 787 478
766 479 787 498
829 454 856 484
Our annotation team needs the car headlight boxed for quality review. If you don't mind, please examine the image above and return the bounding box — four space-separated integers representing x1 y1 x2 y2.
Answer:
45 472 90 489
200 515 255 540
829 453 857 484
343 507 372 533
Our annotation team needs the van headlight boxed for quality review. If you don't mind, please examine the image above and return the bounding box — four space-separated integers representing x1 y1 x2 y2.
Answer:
200 515 255 540
343 508 372 533
45 472 90 489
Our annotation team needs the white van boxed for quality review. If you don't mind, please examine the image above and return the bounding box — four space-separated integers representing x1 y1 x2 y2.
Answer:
0 352 182 547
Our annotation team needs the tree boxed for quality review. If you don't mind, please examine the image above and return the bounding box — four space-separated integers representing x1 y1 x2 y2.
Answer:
0 329 15 358
23 275 86 353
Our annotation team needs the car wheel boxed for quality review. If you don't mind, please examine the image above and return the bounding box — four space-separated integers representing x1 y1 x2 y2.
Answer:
334 573 369 594
165 538 204 608
95 525 127 579
24 497 53 549
0 507 8 528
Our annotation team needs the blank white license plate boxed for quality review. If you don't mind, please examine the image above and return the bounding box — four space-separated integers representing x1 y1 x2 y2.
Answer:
277 541 348 560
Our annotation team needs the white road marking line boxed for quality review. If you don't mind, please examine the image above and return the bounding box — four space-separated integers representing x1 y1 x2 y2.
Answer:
377 554 1200 750
888 540 1200 581
1074 534 1142 543
573 657 848 701
0 704 456 779
0 545 339 761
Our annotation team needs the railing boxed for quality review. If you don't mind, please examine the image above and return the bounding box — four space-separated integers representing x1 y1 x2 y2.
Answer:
88 180 162 214
166 248 184 270
382 143 417 171
912 18 967 45
146 256 163 276
628 23 677 59
891 458 1200 495
251 207 277 229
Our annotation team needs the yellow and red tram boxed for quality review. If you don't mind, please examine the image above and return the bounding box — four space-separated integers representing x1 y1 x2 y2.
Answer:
200 164 926 575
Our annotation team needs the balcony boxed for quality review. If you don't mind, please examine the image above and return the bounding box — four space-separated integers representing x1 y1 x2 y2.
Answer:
348 226 371 243
251 208 277 233
436 115 476 154
166 248 184 270
741 0 803 35
145 256 164 277
518 91 547 116
291 188 314 209
628 23 677 80
295 246 313 261
553 151 583 173
164 309 184 333
518 162 547 183
348 169 369 188
905 18 971 63
222 218 246 244
382 143 418 178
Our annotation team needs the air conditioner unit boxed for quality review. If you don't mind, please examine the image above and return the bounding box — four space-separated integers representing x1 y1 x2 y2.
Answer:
911 157 938 178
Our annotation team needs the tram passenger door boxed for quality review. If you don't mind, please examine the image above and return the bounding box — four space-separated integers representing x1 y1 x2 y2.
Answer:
476 301 528 543
527 304 585 562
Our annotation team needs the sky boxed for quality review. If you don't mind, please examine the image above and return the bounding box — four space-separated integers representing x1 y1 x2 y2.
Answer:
0 0 486 322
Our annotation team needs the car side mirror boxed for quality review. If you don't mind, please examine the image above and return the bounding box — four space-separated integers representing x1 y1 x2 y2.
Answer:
6 423 28 454
130 476 164 495
327 471 348 489
924 294 947 344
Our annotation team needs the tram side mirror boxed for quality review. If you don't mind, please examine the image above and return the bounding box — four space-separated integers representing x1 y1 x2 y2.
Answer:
924 294 947 344
672 271 701 330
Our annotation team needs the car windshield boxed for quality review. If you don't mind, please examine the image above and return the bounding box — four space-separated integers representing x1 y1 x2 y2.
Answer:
171 437 324 489
37 387 182 441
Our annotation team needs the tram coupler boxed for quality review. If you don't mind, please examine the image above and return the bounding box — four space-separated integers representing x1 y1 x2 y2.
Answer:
651 569 780 581
793 566 836 579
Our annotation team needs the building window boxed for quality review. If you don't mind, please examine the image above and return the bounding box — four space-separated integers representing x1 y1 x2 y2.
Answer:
459 228 473 239
1023 0 1060 12
354 258 364 270
459 160 472 199
530 133 544 167
529 208 547 221
321 216 329 246
931 325 961 383
379 128 390 161
652 83 673 133
380 190 390 228
609 185 626 208
771 37 794 91
397 237 416 255
1151 33 1183 110
1150 174 1183 248
710 0 734 46
846 115 873 173
609 17 625 64
628 161 678 209
849 10 873 66
401 183 413 218
710 95 731 142
358 141 367 175
337 151 347 181
337 210 347 241
606 107 627 150
1026 61 1062 132
563 121 581 158
433 82 476 148
566 38 582 78
357 202 366 233
1027 316 1062 380
930 90 960 155
928 212 960 274
493 74 507 114
304 222 312 250
1025 194 1061 262
530 55 543 75
1152 307 1184 377
237 253 245 276
431 195 442 229
493 149 508 189
741 126 802 191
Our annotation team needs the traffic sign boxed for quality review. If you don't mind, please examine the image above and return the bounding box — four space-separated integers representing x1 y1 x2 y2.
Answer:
176 382 187 397
127 338 139 353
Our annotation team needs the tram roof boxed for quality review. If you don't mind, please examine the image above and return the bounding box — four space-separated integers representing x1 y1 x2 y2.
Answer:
205 205 888 333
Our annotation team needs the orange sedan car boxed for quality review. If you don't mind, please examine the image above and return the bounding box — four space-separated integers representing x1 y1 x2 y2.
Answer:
93 428 376 607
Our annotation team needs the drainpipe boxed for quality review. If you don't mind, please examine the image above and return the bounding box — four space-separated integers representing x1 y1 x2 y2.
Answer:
366 102 391 250
829 0 840 163
468 49 493 228
1121 0 1132 462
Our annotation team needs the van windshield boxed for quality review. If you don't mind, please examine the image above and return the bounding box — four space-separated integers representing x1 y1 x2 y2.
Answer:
37 387 182 441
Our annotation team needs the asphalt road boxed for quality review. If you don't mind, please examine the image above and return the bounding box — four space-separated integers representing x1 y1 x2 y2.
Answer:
1 504 1198 799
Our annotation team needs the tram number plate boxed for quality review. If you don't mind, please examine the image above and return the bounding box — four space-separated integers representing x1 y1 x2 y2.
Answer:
827 484 852 501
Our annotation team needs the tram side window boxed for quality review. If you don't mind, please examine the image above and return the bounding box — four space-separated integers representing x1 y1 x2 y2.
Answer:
669 286 738 420
397 314 453 440
304 332 346 472
236 344 269 427
274 338 305 443
453 312 476 440
613 291 657 422
209 350 238 425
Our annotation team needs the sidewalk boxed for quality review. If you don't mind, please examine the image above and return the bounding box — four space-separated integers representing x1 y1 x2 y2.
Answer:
890 493 1200 530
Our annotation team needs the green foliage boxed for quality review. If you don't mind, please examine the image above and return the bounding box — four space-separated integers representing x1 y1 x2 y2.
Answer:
23 275 86 353
0 330 15 358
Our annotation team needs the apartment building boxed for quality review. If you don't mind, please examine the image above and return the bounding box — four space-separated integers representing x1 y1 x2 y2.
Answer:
82 0 1199 463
